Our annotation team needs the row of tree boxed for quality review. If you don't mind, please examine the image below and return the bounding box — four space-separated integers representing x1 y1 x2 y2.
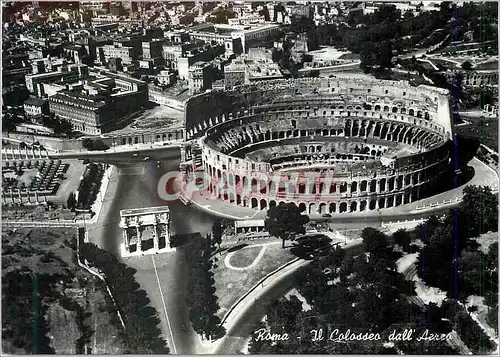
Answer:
74 163 105 210
185 235 225 340
79 243 170 354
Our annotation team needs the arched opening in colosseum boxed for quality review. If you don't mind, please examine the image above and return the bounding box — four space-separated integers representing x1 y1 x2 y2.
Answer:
380 123 389 139
369 200 376 210
397 176 403 189
316 145 322 152
222 172 228 185
318 182 324 194
351 182 358 193
309 146 315 153
387 196 394 208
380 178 387 192
259 179 267 194
300 130 307 136
370 180 376 192
360 181 367 192
360 200 367 211
409 109 415 116
235 175 241 186
242 176 248 188
329 184 336 193
299 202 306 212
412 173 419 185
401 108 406 114
260 199 267 210
309 203 317 214
378 198 386 209
322 129 329 136
217 170 221 180
236 195 241 205
319 203 327 214
329 203 336 213
339 202 347 213
251 178 258 192
383 106 390 112
395 195 402 206
350 202 357 212
242 197 249 207
339 183 347 193
251 198 258 208
269 200 277 209
388 177 395 191
371 149 376 156
375 105 381 111
424 112 430 120
417 111 422 118
392 107 398 113
298 183 306 194
338 129 344 136
269 181 276 195
352 121 359 136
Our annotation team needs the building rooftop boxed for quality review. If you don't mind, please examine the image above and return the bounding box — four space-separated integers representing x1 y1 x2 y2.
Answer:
24 97 48 106
120 206 170 217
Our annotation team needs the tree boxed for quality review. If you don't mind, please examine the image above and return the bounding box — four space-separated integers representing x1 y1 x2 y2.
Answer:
211 218 223 252
82 138 94 150
265 202 310 248
460 185 498 237
393 228 412 252
67 192 77 211
457 249 487 296
93 139 109 151
461 61 473 70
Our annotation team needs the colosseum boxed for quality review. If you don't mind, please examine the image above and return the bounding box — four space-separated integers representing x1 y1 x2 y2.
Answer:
181 74 456 216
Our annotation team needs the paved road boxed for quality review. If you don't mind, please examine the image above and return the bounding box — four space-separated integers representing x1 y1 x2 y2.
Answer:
86 154 215 354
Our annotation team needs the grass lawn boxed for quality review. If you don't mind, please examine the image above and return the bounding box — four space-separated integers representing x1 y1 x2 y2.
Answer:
45 302 81 354
213 242 295 319
85 289 125 354
227 246 262 268
456 116 498 151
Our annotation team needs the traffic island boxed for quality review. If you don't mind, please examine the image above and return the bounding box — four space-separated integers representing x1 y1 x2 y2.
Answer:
212 241 295 320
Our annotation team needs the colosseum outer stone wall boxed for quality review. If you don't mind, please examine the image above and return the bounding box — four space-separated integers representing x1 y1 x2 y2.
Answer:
183 74 456 215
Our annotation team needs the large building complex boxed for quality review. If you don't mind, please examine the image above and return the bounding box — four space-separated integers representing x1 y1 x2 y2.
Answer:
182 75 456 215
47 68 148 134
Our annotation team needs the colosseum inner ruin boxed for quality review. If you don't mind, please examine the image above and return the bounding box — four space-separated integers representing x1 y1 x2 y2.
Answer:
181 74 457 216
